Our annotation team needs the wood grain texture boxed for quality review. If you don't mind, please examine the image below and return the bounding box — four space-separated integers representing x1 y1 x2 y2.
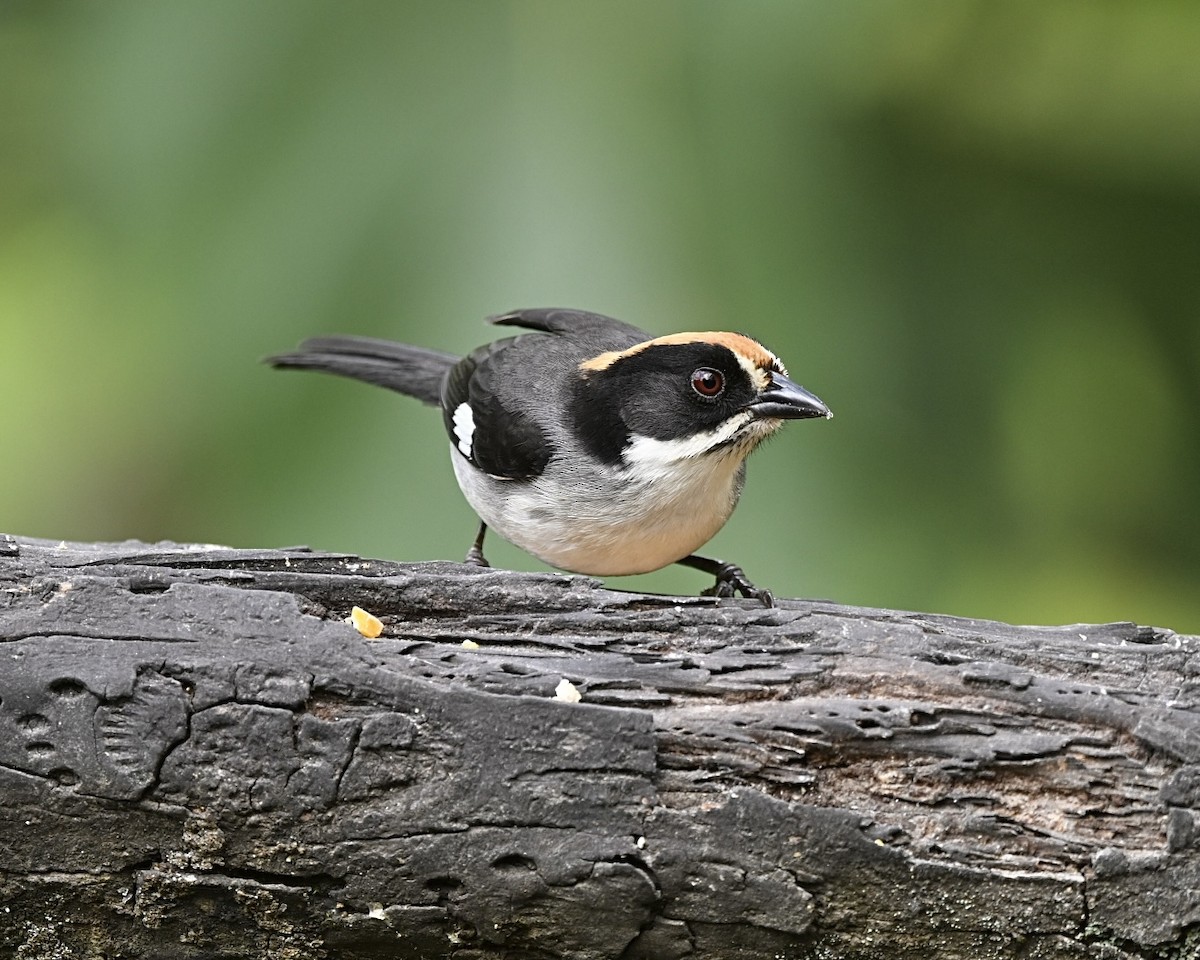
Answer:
0 534 1197 959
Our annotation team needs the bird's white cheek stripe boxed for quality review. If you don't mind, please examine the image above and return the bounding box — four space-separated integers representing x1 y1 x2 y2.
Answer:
623 413 754 468
452 402 475 457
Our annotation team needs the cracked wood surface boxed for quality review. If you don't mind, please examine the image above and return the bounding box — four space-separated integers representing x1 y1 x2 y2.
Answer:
0 533 1198 959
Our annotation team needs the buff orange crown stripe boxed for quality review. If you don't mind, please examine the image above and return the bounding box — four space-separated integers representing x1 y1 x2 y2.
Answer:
580 331 777 373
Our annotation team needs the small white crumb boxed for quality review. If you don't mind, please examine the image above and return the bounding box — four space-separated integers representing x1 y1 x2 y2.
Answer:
553 678 582 703
636 836 646 849
461 639 480 650
367 902 386 920
1079 634 1087 641
349 606 384 639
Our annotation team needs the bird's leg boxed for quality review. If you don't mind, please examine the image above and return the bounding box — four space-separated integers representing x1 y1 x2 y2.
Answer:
463 521 490 567
677 554 774 608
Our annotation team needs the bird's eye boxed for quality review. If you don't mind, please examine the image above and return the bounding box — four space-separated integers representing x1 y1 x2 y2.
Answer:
690 367 724 398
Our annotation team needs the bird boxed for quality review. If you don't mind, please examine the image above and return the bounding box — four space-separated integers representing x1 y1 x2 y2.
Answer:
267 307 830 606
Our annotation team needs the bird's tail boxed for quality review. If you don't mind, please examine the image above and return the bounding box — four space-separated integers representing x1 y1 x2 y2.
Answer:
266 335 459 407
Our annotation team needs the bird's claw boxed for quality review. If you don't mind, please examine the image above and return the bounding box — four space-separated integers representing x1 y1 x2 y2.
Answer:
701 562 774 607
463 522 491 568
462 546 490 568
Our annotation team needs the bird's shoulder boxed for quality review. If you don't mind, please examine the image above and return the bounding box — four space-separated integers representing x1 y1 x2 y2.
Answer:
440 310 647 479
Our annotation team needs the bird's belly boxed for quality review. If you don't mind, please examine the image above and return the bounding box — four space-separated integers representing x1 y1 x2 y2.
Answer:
450 448 746 576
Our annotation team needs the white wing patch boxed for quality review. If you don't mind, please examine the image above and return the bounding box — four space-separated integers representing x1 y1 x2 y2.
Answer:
452 402 476 458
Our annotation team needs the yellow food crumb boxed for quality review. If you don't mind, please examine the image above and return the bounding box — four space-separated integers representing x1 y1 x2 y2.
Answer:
350 606 384 639
461 639 480 650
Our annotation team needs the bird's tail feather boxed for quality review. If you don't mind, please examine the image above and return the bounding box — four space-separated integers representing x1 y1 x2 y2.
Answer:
266 335 459 406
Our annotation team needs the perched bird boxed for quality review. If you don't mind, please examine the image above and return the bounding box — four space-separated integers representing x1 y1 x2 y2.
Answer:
267 308 830 605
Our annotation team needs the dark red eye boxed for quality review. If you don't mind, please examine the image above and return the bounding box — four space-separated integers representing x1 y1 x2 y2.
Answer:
691 367 724 398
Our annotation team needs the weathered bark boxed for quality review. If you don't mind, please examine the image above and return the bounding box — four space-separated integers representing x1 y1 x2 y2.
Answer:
0 533 1197 959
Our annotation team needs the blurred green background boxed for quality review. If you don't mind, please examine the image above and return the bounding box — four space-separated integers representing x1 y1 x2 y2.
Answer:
2 1 1198 631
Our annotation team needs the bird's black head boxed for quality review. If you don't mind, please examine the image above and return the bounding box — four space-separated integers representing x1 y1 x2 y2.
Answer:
571 331 829 467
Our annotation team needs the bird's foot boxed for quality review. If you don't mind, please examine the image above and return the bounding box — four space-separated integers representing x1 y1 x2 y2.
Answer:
463 521 490 567
462 545 490 568
700 562 774 608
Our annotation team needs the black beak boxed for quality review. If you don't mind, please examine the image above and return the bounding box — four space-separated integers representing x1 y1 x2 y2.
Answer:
749 372 832 421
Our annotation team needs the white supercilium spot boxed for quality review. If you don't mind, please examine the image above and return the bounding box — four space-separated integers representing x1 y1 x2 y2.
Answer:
452 402 475 457
732 351 770 391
